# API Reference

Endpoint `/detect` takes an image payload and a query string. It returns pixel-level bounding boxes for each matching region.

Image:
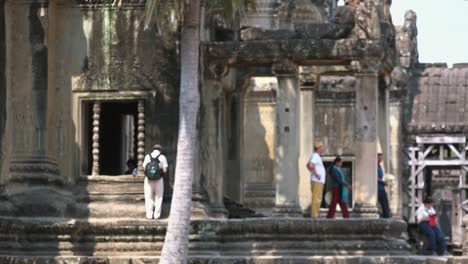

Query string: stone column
[298,75,316,211]
[378,83,390,169]
[200,78,228,217]
[91,102,100,176]
[137,100,145,176]
[2,0,73,217]
[272,60,301,216]
[353,71,379,218]
[191,61,230,218]
[389,91,404,219]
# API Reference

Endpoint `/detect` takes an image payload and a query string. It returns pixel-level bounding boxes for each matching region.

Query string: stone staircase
[74,175,170,219]
[1,175,459,262]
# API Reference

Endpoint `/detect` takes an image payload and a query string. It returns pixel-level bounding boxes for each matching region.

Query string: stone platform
[0,217,412,257]
[0,255,463,264]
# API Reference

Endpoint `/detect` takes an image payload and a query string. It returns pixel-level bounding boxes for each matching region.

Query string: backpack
[145,154,163,180]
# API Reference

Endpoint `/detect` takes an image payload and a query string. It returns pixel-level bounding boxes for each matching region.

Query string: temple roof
[408,63,468,134]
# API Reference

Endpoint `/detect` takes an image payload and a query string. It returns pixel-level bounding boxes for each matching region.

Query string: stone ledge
[0,255,462,264]
[0,217,412,257]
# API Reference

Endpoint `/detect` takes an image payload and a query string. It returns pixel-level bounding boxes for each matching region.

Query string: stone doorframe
[407,135,468,246]
[72,90,155,177]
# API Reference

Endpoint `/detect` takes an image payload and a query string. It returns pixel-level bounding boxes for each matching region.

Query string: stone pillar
[298,75,316,211]
[137,100,145,176]
[91,102,100,176]
[353,71,379,218]
[272,60,301,216]
[389,91,404,219]
[191,61,230,218]
[378,83,390,169]
[2,0,73,217]
[200,78,228,217]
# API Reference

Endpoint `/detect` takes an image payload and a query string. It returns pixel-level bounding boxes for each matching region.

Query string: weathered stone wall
[48,3,178,181]
[240,77,277,214]
[0,1,179,218]
[314,76,356,156]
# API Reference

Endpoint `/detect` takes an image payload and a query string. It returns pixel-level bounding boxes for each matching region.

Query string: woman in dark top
[326,156,351,218]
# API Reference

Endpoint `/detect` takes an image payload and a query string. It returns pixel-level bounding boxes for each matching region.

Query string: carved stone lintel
[272,59,297,76]
[352,59,381,74]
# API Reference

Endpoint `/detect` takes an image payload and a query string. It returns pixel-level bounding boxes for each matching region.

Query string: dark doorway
[86,101,138,175]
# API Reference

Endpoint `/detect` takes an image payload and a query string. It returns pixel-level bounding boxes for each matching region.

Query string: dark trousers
[419,221,447,253]
[378,189,391,218]
[326,187,349,218]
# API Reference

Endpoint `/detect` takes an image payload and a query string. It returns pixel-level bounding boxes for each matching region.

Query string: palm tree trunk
[0,0,5,176]
[159,0,200,262]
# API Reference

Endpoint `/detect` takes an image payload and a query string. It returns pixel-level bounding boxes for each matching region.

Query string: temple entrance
[84,101,138,175]
[408,135,468,249]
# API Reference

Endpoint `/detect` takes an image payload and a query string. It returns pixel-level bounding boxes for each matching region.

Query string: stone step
[0,217,414,257]
[77,175,145,195]
[0,255,461,264]
[75,193,145,203]
[74,201,171,219]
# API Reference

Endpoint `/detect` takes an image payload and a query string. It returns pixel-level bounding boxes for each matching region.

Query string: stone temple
[1,0,468,263]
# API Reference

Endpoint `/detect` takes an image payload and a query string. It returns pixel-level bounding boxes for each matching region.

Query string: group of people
[134,141,449,255]
[307,142,448,255]
[307,142,391,219]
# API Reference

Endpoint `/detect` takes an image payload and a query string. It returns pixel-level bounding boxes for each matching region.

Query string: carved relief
[355,0,380,40]
[74,10,177,91]
[277,0,325,30]
[396,10,418,69]
[391,10,418,88]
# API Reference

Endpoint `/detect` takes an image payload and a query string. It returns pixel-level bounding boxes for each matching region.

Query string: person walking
[142,144,168,220]
[326,156,351,218]
[377,153,391,218]
[307,142,326,218]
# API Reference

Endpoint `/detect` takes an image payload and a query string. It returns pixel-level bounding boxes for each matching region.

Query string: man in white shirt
[307,142,326,218]
[416,197,448,256]
[142,144,168,220]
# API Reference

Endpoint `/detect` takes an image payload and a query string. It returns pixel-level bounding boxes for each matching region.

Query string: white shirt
[309,152,326,184]
[143,150,168,169]
[416,204,436,224]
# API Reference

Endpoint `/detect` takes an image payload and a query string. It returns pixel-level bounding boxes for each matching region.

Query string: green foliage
[144,0,256,31]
